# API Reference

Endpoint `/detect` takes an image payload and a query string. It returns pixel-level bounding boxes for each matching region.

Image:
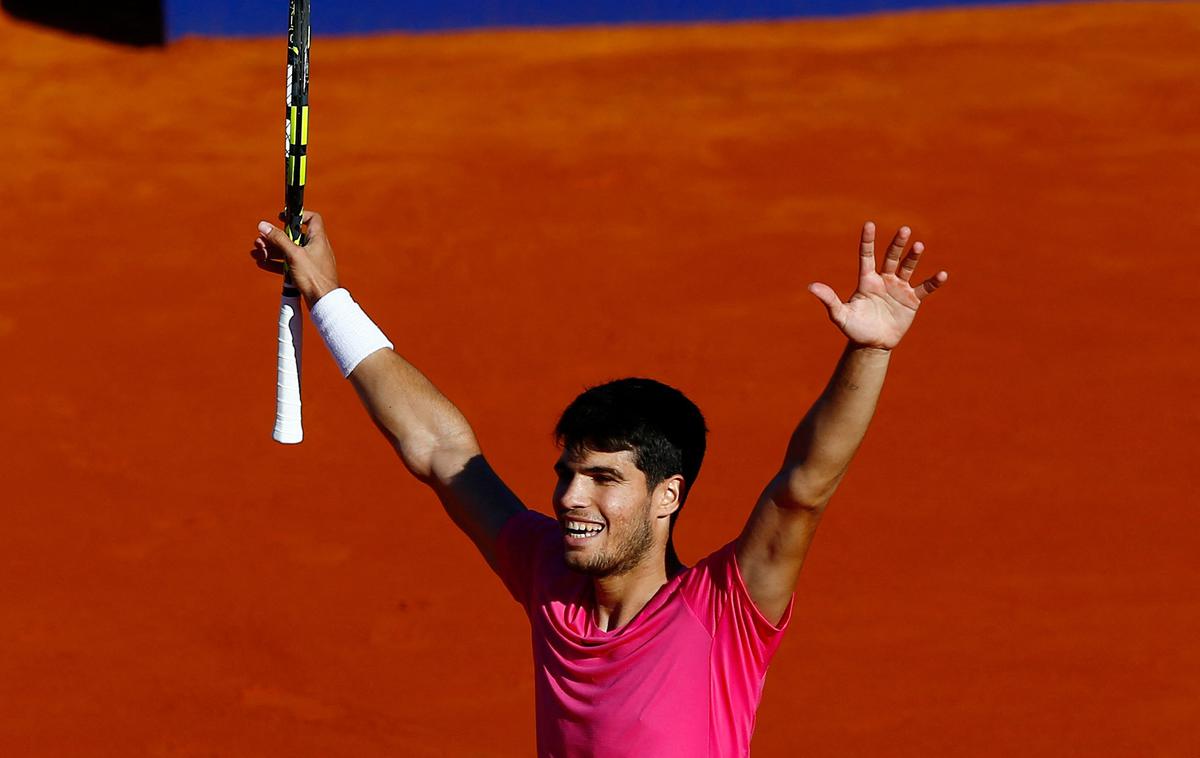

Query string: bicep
[429,452,527,571]
[735,472,826,625]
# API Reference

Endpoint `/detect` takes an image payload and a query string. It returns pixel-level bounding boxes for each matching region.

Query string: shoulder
[678,541,737,589]
[678,540,793,637]
[500,508,559,540]
[674,541,736,613]
[493,510,564,609]
[496,509,561,565]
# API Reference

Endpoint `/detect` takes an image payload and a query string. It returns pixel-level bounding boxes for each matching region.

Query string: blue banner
[165,0,1063,40]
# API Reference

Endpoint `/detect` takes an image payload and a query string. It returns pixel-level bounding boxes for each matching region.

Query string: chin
[561,520,656,577]
[563,548,651,578]
[563,551,608,576]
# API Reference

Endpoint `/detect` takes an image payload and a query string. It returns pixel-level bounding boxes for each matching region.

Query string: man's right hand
[251,210,340,308]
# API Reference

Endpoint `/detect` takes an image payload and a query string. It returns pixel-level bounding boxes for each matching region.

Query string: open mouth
[563,520,605,540]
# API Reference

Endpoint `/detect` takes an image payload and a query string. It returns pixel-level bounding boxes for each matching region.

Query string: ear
[654,475,685,519]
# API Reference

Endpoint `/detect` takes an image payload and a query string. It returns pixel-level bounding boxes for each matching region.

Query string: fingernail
[258,221,273,235]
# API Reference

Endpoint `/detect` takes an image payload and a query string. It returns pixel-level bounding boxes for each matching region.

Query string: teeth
[565,520,603,536]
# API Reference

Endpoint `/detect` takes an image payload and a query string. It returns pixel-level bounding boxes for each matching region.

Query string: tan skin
[553,448,684,630]
[252,214,947,627]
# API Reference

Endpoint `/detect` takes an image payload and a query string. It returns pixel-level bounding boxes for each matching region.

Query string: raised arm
[736,222,947,623]
[252,212,526,566]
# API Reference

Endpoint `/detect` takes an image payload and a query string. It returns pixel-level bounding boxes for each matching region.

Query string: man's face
[552,448,660,577]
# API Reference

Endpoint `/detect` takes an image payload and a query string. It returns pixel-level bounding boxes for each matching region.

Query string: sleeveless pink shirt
[495,510,793,757]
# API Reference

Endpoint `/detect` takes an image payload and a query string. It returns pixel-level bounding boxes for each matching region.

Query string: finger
[881,226,910,275]
[250,250,287,274]
[254,237,286,263]
[809,283,849,327]
[808,282,842,309]
[277,211,324,244]
[276,211,308,240]
[279,210,318,225]
[898,240,924,282]
[858,221,876,279]
[808,282,848,326]
[302,210,325,241]
[253,237,284,261]
[256,259,287,275]
[914,270,949,301]
[280,210,321,226]
[257,221,305,265]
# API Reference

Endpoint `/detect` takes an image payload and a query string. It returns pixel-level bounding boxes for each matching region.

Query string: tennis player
[251,212,947,756]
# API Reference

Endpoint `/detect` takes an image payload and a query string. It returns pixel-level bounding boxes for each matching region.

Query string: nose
[554,473,588,512]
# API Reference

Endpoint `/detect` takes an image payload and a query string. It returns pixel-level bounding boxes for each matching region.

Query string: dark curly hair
[555,378,708,525]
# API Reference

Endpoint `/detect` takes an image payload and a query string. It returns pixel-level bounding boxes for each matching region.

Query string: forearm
[348,349,480,483]
[253,219,488,492]
[310,288,478,483]
[779,342,891,508]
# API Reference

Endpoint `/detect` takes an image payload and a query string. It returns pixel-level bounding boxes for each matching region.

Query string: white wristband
[309,288,394,377]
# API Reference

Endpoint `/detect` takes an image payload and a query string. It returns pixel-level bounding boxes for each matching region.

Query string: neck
[591,541,684,632]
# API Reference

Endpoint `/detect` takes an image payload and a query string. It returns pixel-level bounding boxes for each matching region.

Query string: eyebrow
[581,465,625,481]
[554,462,626,481]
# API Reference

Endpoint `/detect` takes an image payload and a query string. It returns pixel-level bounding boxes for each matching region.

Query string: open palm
[809,222,948,350]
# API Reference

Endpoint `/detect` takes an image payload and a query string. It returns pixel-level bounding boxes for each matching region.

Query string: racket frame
[273,0,311,444]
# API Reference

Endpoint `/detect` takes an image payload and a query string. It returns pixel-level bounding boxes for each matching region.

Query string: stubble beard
[566,511,655,578]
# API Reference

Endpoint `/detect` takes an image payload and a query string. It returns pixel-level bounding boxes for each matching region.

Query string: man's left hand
[808,222,948,350]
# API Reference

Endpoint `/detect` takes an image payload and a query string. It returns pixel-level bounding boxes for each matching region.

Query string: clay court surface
[2,2,1198,754]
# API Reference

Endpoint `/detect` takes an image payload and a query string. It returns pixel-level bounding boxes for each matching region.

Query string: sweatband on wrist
[309,288,394,377]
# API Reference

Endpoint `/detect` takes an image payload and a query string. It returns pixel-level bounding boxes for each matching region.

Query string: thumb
[808,282,848,327]
[808,282,842,311]
[257,221,306,266]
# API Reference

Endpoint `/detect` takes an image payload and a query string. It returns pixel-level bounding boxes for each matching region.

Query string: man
[251,213,947,756]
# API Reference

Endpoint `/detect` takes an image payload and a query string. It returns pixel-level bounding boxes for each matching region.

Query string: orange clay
[1,3,1198,754]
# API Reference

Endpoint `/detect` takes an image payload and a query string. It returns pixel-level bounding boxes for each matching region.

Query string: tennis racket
[273,0,311,444]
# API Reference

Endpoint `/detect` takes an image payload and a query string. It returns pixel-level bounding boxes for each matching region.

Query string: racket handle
[273,288,304,444]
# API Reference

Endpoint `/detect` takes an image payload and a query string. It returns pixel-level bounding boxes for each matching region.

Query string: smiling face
[552,448,680,577]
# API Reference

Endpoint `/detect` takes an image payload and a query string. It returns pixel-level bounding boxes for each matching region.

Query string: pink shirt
[495,510,793,757]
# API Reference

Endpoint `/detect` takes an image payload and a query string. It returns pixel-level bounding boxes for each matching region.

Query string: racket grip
[273,290,304,444]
